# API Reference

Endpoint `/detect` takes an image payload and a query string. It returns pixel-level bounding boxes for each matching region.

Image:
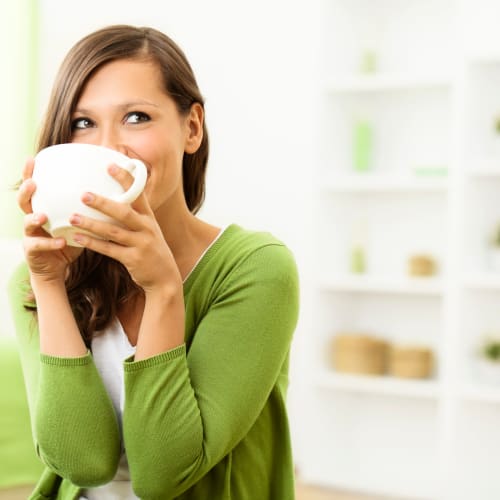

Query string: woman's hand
[18,158,83,284]
[68,165,182,294]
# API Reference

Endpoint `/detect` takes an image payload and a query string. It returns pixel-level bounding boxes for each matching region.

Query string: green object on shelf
[360,50,377,74]
[413,166,448,177]
[353,121,372,172]
[350,245,366,274]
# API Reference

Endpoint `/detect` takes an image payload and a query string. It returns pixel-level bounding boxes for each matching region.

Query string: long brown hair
[29,25,209,346]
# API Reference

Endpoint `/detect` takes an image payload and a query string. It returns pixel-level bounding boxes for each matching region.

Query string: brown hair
[30,25,209,345]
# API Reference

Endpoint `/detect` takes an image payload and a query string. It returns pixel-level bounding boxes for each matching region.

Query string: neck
[154,200,221,281]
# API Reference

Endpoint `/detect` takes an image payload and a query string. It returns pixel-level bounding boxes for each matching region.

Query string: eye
[125,111,151,124]
[71,117,94,130]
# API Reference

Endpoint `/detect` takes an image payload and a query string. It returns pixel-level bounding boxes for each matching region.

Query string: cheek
[133,135,181,166]
[144,142,184,194]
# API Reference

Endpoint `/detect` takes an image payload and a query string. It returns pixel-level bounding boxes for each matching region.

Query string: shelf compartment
[463,62,500,164]
[447,402,500,499]
[303,385,439,499]
[315,370,441,400]
[317,193,446,280]
[321,87,451,177]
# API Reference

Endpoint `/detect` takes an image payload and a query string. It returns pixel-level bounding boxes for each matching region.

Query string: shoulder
[185,224,299,299]
[196,224,300,307]
[212,224,298,281]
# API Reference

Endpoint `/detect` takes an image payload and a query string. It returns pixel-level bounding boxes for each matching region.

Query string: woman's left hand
[69,165,181,294]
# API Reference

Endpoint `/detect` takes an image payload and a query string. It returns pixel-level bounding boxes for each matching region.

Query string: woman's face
[70,58,202,215]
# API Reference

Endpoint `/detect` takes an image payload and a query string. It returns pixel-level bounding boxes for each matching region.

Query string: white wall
[6,0,319,466]
[36,0,319,261]
[38,2,315,226]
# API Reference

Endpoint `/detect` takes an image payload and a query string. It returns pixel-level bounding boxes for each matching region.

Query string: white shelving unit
[298,1,500,499]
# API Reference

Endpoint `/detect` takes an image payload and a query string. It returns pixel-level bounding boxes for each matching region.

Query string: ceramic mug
[31,143,147,247]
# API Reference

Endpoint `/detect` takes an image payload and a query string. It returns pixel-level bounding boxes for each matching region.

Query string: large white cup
[31,143,147,247]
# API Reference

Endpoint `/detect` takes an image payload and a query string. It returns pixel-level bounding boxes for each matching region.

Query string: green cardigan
[8,224,300,500]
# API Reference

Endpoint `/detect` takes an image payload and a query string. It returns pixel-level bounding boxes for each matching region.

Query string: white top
[80,318,138,500]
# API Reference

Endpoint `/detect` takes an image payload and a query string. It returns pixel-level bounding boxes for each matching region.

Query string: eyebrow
[73,100,160,115]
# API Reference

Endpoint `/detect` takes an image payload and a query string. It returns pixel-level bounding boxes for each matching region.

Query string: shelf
[465,166,500,179]
[461,383,500,404]
[466,53,500,66]
[321,174,449,193]
[463,273,500,291]
[324,73,452,93]
[319,275,444,296]
[315,370,441,400]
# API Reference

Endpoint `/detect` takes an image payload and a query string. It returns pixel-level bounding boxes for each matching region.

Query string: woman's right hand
[18,158,83,284]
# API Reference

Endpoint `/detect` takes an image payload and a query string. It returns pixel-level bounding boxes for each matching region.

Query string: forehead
[77,58,166,103]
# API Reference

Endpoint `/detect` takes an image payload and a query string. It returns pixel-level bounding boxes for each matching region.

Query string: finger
[69,214,136,247]
[24,235,66,254]
[24,213,50,237]
[71,231,126,262]
[108,164,151,215]
[22,157,35,181]
[80,192,145,231]
[17,178,37,214]
[108,164,134,190]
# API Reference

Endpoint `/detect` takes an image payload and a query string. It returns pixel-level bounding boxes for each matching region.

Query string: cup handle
[113,159,147,203]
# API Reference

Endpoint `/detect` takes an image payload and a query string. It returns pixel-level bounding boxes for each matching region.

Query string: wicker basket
[331,334,388,375]
[408,255,436,277]
[389,346,433,379]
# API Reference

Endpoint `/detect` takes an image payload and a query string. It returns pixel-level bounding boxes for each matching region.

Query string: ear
[184,103,204,154]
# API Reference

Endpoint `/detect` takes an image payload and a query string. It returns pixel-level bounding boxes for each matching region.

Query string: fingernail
[108,165,118,175]
[73,234,84,244]
[70,214,81,225]
[82,193,94,203]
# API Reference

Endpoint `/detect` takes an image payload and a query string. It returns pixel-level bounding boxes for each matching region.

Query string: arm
[31,276,87,357]
[12,159,121,486]
[123,244,299,498]
[10,161,186,486]
[9,268,121,487]
[66,167,186,360]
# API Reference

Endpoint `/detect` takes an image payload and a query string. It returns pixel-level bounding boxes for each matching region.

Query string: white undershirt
[80,319,138,500]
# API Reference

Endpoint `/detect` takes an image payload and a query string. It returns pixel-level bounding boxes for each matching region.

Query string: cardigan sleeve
[8,264,121,487]
[123,243,299,498]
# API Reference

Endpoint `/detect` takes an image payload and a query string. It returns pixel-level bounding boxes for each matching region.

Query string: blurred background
[3,1,500,499]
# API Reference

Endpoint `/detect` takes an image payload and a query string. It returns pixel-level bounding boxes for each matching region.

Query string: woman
[9,25,299,500]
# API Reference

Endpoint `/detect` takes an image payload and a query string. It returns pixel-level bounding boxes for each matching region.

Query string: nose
[98,127,129,156]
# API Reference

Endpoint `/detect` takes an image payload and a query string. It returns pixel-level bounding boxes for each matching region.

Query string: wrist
[136,282,185,361]
[30,273,66,294]
[144,280,183,304]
